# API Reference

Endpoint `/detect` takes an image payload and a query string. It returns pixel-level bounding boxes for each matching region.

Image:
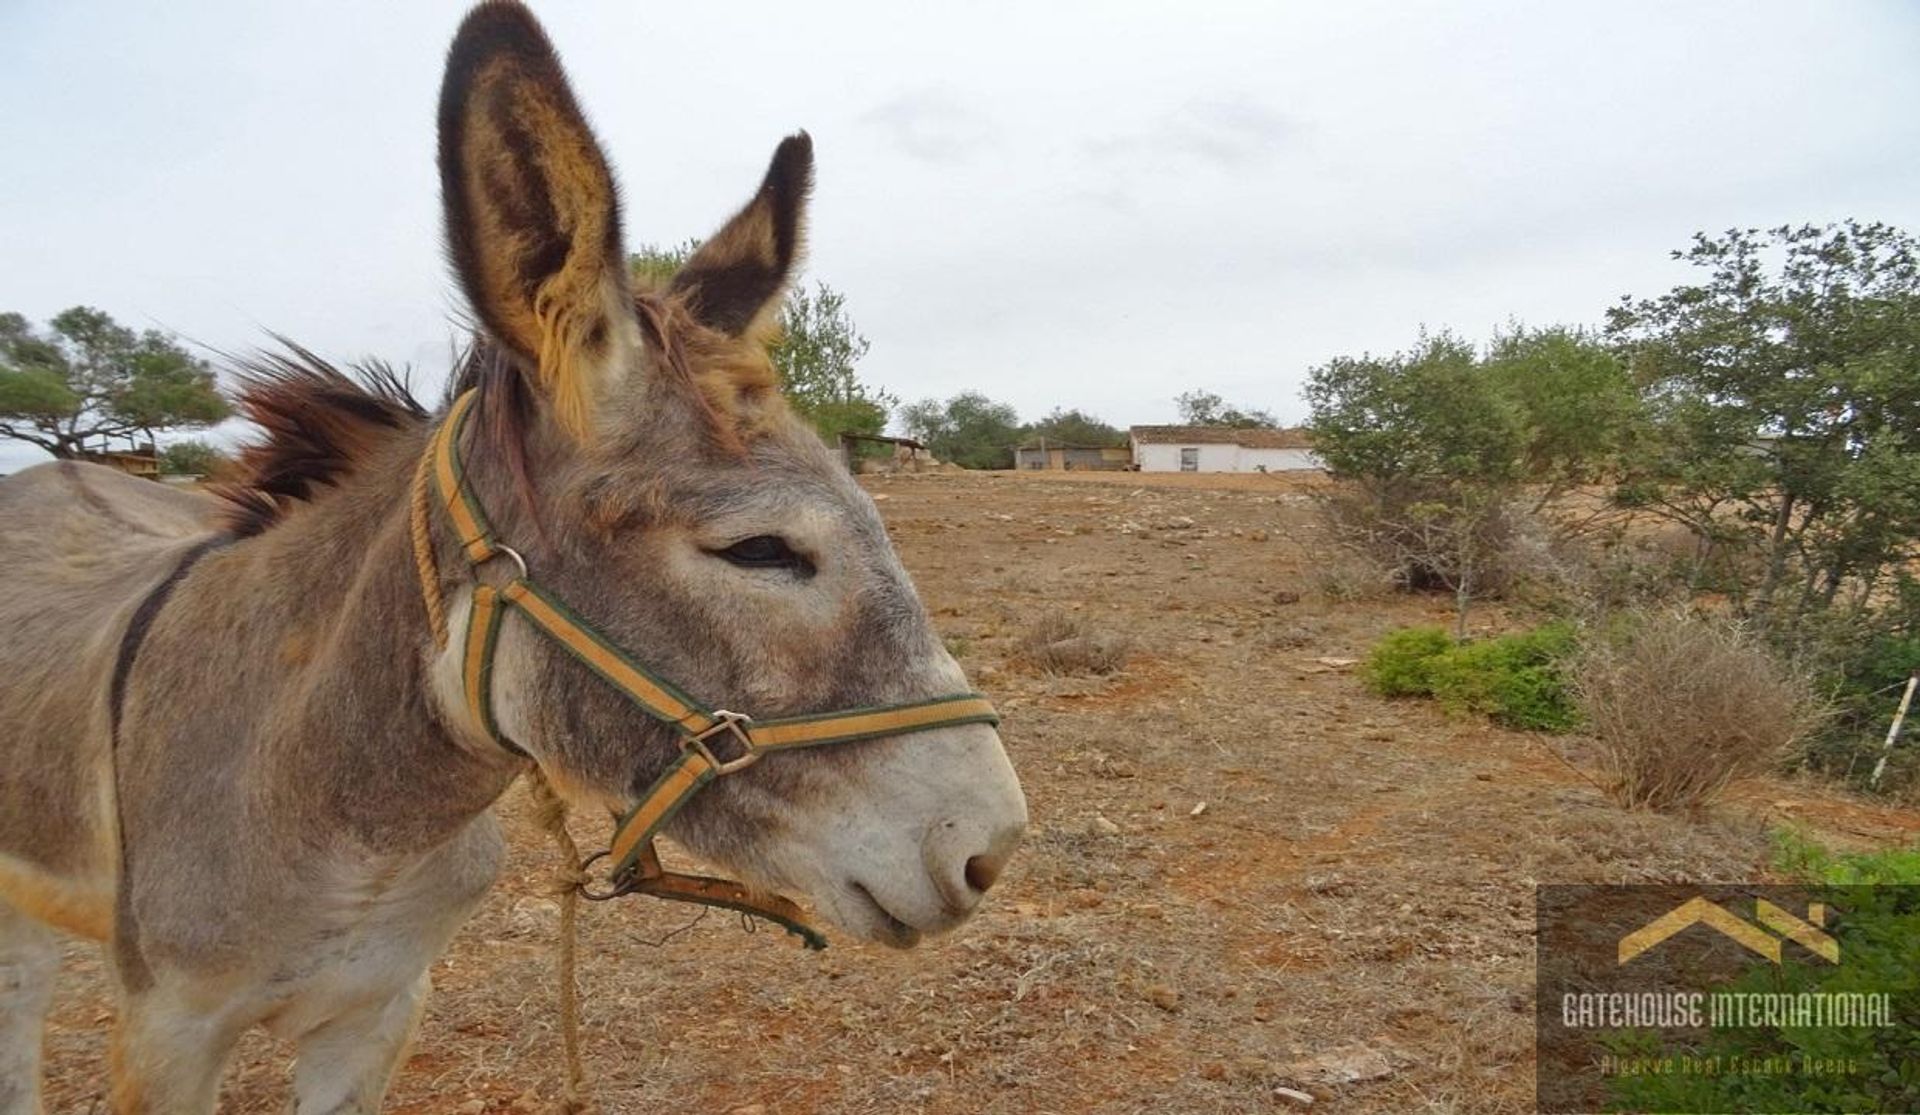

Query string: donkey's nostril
[964,852,1005,894]
[929,818,1024,915]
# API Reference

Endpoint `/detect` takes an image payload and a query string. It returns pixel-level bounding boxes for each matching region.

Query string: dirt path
[41,471,1918,1113]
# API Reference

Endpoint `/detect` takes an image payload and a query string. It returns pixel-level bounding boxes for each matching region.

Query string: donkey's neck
[190,427,523,856]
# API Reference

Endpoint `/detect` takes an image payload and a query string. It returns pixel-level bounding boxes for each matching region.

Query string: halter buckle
[683,709,759,775]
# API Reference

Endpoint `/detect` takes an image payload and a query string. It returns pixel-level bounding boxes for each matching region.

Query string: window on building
[1179,447,1199,472]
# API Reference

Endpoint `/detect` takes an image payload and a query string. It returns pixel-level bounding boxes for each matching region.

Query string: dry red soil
[41,470,1920,1113]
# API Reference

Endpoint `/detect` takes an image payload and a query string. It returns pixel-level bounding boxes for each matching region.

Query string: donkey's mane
[215,342,429,538]
[217,290,785,539]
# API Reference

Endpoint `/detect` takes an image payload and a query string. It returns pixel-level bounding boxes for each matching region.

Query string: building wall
[1133,441,1323,473]
[1015,446,1131,471]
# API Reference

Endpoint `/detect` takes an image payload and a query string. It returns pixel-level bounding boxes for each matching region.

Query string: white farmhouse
[1129,425,1322,473]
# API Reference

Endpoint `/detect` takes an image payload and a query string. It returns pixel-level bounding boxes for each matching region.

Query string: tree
[1307,331,1523,635]
[1483,324,1639,509]
[628,240,700,288]
[159,438,230,477]
[0,307,229,459]
[1175,389,1278,429]
[900,392,1022,470]
[1607,222,1920,627]
[1306,327,1635,634]
[770,282,894,442]
[1023,407,1122,447]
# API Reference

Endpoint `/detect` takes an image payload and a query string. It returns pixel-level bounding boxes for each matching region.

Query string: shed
[78,441,161,479]
[838,432,938,474]
[1012,441,1131,471]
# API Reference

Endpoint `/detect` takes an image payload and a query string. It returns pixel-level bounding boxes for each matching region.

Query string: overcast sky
[3,2,1918,472]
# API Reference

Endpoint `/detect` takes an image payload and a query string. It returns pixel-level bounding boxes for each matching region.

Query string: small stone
[1250,529,1271,543]
[1189,801,1208,817]
[1146,984,1181,1012]
[1284,1044,1394,1085]
[1090,814,1121,836]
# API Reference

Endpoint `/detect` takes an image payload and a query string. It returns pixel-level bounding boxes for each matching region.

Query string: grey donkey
[0,3,1025,1111]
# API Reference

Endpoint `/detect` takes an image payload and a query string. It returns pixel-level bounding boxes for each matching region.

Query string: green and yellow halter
[411,390,999,948]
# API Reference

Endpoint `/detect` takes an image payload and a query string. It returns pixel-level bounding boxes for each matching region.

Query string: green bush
[1362,625,1453,696]
[1774,827,1920,885]
[1363,622,1578,731]
[1427,622,1579,731]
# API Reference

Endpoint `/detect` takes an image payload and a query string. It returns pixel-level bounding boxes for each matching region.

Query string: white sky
[3,2,1918,472]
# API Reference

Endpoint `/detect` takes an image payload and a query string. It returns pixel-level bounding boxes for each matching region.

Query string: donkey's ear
[670,133,813,336]
[438,1,630,440]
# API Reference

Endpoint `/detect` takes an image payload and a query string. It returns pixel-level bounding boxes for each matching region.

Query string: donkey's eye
[714,535,813,575]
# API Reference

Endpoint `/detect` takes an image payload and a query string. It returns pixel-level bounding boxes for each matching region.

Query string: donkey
[0,3,1026,1111]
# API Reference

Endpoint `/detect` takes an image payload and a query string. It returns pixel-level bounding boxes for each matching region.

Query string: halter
[413,389,1000,948]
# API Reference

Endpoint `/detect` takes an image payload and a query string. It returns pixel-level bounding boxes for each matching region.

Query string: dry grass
[1572,609,1825,814]
[1011,612,1132,676]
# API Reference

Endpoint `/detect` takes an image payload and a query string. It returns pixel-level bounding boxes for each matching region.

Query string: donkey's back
[0,461,216,938]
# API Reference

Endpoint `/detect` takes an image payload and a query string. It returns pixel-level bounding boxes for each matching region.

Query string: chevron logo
[1618,897,1839,965]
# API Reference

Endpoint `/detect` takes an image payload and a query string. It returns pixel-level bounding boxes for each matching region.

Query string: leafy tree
[1023,407,1122,447]
[1607,222,1920,627]
[0,307,229,459]
[1483,325,1639,506]
[159,438,229,477]
[770,282,894,442]
[1306,328,1635,634]
[1307,330,1521,490]
[901,392,1022,470]
[1175,389,1278,429]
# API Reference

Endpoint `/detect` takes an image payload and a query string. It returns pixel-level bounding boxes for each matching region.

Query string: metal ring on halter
[482,543,530,581]
[574,850,636,901]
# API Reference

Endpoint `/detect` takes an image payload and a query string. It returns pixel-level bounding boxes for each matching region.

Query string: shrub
[1774,828,1920,885]
[1786,610,1920,794]
[1364,623,1578,730]
[159,437,231,477]
[1573,609,1823,814]
[1426,622,1579,731]
[1013,613,1131,676]
[1362,626,1453,696]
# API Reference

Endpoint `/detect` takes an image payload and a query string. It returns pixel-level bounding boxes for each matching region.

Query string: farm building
[1013,441,1132,471]
[78,443,161,479]
[1129,425,1321,473]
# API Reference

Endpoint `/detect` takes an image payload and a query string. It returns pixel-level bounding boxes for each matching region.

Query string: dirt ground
[41,470,1920,1113]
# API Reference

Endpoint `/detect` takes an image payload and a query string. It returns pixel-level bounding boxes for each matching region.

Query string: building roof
[839,432,926,451]
[1128,425,1314,449]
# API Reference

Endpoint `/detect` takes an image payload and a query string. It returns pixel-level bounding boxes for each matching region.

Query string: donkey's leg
[0,901,60,1115]
[108,987,248,1115]
[287,973,431,1115]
